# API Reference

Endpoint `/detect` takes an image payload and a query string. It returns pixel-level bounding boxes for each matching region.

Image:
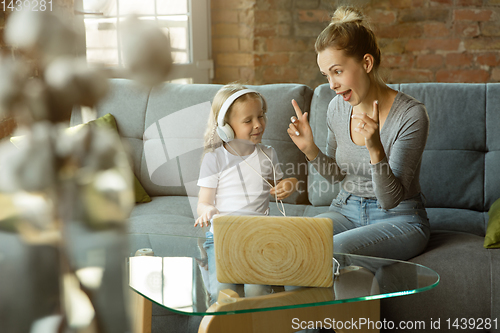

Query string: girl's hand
[270,177,298,200]
[351,100,386,164]
[195,187,217,227]
[194,206,219,228]
[288,100,319,160]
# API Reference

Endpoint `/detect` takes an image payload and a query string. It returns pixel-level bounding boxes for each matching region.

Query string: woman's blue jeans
[202,190,429,303]
[317,189,430,260]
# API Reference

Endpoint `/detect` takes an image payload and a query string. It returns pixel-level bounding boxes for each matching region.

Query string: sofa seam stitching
[484,84,487,214]
[483,83,490,213]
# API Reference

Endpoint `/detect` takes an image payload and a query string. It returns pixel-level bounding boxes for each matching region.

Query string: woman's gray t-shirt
[310,91,429,210]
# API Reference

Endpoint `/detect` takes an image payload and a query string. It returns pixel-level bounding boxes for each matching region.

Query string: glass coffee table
[128,234,439,333]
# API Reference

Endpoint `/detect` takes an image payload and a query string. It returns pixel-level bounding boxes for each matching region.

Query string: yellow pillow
[86,113,152,203]
[484,198,500,249]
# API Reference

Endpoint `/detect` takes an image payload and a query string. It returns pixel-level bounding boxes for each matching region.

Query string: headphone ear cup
[217,124,234,142]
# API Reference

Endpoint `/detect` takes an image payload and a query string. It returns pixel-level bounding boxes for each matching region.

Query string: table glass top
[128,234,439,316]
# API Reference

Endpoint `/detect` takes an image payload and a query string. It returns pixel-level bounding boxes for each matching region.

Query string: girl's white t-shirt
[197,144,283,233]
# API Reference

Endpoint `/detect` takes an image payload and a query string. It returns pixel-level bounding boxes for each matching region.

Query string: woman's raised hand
[288,99,319,160]
[351,100,386,164]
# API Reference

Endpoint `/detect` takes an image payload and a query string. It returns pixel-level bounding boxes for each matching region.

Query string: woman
[288,6,430,260]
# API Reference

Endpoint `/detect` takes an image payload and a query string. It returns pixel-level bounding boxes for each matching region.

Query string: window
[79,0,212,83]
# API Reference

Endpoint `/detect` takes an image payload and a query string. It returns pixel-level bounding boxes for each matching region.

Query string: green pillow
[484,198,500,249]
[86,113,152,204]
[86,112,119,131]
[9,113,152,204]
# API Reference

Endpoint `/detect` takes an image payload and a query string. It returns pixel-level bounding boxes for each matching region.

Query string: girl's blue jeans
[317,189,430,260]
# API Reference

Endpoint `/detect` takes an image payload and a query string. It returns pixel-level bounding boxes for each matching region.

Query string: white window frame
[76,0,213,84]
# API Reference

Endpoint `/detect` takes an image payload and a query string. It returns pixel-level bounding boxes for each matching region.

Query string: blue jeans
[204,232,272,304]
[317,189,430,261]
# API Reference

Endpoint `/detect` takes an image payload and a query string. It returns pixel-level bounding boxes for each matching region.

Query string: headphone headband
[217,89,260,127]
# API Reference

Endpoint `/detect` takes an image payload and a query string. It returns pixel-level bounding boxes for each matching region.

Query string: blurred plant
[4,10,79,68]
[121,15,173,86]
[0,6,173,333]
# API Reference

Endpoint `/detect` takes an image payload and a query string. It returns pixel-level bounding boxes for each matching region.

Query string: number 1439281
[2,0,52,11]
[446,318,498,330]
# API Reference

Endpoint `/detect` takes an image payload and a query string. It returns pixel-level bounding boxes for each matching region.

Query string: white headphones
[216,89,261,142]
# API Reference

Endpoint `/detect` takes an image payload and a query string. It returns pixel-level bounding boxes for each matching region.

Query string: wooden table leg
[130,290,152,333]
[198,299,380,333]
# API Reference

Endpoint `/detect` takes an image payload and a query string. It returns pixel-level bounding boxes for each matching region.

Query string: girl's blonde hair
[203,83,267,154]
[315,6,383,83]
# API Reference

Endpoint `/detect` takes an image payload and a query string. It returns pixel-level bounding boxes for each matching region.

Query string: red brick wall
[211,0,257,84]
[212,0,500,87]
[374,0,500,84]
[254,0,319,86]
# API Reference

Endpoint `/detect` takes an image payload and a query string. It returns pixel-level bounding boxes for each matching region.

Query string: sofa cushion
[254,84,313,205]
[72,79,314,205]
[268,202,309,217]
[426,208,487,236]
[130,196,200,235]
[486,84,500,210]
[398,83,487,211]
[382,230,499,326]
[271,205,488,237]
[420,150,484,210]
[141,84,214,199]
[84,113,152,203]
[139,82,313,204]
[308,84,340,206]
[131,195,196,220]
[131,198,327,237]
[70,79,152,203]
[398,83,486,152]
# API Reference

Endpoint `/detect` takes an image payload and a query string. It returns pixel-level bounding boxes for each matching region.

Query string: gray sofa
[2,79,498,332]
[78,79,499,332]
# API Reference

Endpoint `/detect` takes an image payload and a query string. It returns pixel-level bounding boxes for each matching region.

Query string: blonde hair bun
[315,5,383,83]
[330,6,364,25]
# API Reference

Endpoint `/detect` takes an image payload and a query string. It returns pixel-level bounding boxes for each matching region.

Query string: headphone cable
[225,142,286,217]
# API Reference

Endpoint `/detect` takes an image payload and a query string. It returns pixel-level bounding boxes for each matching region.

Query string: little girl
[194,83,298,303]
